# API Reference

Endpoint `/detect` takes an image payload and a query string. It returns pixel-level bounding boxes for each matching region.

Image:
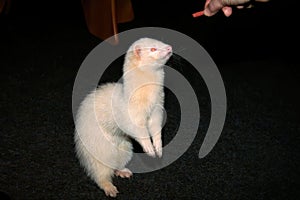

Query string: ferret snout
[166,46,172,53]
[164,46,172,58]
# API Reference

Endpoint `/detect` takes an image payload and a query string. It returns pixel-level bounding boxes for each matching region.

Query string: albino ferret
[74,38,172,197]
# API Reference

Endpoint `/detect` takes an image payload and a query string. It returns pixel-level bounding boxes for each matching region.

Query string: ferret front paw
[137,138,156,157]
[153,135,162,157]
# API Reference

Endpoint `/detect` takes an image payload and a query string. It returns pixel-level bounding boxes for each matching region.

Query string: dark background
[0,0,299,199]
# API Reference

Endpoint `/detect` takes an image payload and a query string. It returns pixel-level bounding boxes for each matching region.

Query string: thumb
[222,6,233,17]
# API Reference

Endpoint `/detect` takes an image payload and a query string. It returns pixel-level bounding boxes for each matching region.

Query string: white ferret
[74,38,172,197]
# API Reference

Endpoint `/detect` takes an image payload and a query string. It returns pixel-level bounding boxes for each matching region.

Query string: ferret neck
[122,63,164,98]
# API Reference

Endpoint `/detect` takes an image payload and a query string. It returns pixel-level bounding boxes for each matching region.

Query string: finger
[204,0,223,16]
[221,0,251,6]
[246,4,254,8]
[205,0,211,7]
[222,6,233,17]
[236,4,253,9]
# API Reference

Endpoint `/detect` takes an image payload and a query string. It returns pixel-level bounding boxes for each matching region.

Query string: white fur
[74,38,172,197]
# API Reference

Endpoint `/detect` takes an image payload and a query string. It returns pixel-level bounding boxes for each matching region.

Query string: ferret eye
[150,48,157,52]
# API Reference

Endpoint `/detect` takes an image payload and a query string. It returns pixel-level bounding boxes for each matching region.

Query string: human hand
[204,0,270,17]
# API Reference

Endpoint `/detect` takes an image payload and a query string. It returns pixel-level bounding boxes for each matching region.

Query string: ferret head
[124,38,173,71]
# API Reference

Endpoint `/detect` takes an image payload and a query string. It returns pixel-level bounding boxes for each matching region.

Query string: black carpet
[1,0,299,199]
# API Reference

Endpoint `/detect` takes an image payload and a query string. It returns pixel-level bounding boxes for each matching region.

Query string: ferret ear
[134,45,142,59]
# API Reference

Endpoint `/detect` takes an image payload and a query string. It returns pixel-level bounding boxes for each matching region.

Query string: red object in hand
[192,10,204,17]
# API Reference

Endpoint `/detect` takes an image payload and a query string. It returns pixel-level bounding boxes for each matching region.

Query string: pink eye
[150,48,157,52]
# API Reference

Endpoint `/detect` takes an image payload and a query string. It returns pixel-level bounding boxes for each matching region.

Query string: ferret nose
[166,46,172,52]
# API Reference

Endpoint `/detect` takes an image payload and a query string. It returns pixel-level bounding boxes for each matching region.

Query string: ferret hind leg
[115,136,133,178]
[115,168,133,178]
[92,162,119,198]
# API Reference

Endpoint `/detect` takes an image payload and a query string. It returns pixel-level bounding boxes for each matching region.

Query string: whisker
[168,54,185,72]
[173,47,186,54]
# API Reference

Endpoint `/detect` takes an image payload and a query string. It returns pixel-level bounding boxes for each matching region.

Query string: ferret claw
[103,184,119,198]
[137,138,156,157]
[155,146,162,158]
[115,168,133,178]
[153,136,163,157]
[143,144,156,157]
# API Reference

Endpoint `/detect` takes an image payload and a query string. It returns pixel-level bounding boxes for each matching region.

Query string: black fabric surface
[1,0,299,199]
